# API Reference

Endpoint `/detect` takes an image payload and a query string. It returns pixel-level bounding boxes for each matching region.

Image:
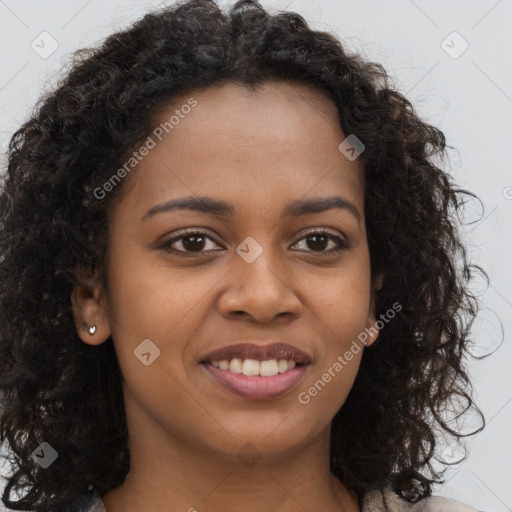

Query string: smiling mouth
[202,357,305,377]
[200,359,311,400]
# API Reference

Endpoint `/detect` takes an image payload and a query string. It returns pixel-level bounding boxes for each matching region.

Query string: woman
[0,0,487,511]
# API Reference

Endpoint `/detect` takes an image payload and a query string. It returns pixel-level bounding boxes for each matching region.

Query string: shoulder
[48,487,482,512]
[57,491,106,512]
[362,486,483,512]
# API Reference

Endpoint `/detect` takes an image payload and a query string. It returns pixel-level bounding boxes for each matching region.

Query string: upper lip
[200,342,312,364]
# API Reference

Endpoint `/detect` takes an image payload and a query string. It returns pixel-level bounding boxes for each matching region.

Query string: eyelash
[160,229,348,257]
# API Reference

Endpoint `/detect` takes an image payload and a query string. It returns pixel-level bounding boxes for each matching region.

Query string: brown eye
[180,234,207,252]
[161,231,222,256]
[160,229,348,258]
[292,230,348,256]
[304,234,329,251]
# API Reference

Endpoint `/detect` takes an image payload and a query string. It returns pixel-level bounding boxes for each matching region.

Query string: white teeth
[229,358,243,373]
[277,359,288,373]
[210,358,299,376]
[260,359,279,377]
[242,359,260,376]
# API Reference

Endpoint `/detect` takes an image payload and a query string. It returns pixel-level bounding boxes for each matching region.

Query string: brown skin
[71,81,379,512]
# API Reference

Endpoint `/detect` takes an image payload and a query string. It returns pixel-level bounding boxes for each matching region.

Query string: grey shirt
[61,486,482,511]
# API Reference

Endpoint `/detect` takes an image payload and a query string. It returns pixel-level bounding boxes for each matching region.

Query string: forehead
[152,81,345,159]
[112,81,365,219]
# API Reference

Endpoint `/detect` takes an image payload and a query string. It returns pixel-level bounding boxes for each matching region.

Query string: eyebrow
[142,195,361,222]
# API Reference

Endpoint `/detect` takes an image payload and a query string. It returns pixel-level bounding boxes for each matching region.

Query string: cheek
[105,243,207,339]
[296,255,371,413]
[307,257,372,344]
[104,252,207,419]
[298,283,368,419]
[104,246,226,387]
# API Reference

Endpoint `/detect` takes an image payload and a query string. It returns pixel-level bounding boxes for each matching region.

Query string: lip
[199,342,312,364]
[201,362,311,400]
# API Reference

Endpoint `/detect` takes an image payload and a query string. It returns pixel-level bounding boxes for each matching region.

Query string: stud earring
[88,325,97,335]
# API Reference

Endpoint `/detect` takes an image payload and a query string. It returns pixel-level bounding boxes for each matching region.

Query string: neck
[101,389,360,512]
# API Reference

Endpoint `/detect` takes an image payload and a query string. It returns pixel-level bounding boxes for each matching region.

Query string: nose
[217,247,302,324]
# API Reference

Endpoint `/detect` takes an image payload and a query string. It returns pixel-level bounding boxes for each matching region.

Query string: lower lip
[201,363,310,400]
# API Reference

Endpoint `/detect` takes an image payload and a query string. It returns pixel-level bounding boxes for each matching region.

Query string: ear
[70,270,111,346]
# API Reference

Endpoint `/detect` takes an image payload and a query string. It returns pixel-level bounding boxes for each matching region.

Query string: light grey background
[0,1,511,511]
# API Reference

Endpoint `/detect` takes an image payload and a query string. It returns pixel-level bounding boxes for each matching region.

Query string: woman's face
[79,81,377,462]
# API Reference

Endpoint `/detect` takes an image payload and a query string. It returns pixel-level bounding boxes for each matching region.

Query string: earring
[88,325,97,335]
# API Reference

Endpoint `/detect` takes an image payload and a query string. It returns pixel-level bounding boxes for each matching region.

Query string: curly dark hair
[0,0,487,510]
